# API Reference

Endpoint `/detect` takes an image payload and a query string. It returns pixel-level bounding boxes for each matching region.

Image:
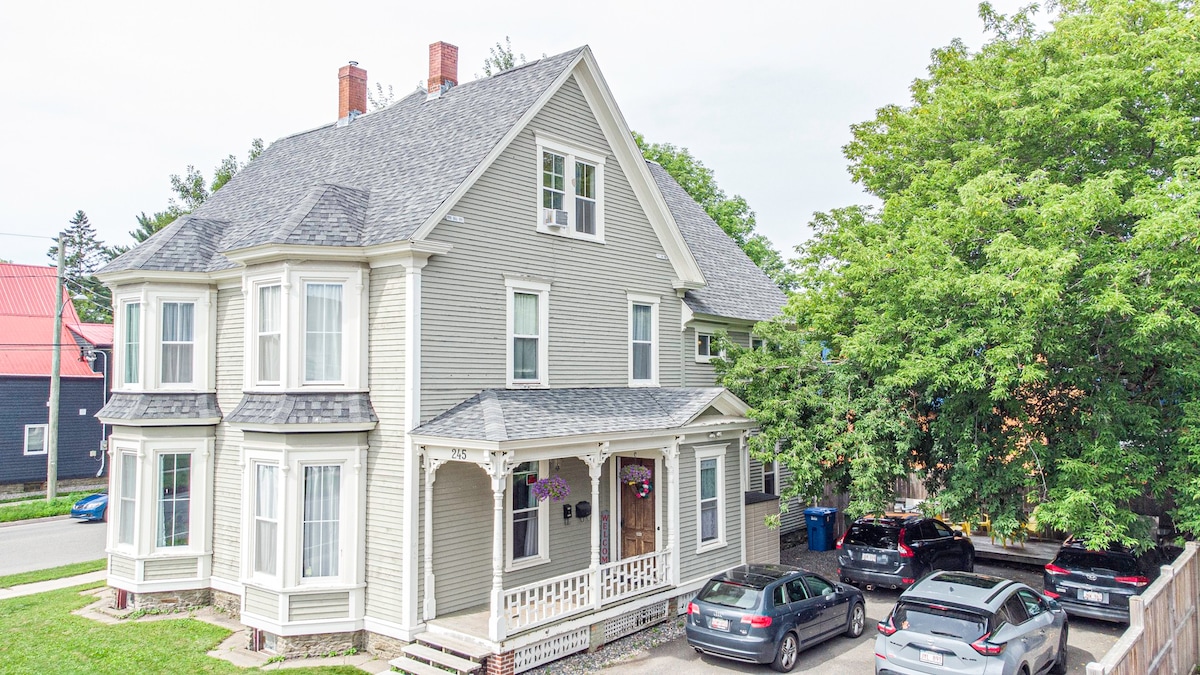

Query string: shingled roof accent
[412,387,731,443]
[226,392,377,426]
[226,182,370,251]
[97,393,221,422]
[647,162,787,322]
[100,48,586,275]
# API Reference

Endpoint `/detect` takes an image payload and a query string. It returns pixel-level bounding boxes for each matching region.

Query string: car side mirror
[1044,597,1061,611]
[953,528,965,537]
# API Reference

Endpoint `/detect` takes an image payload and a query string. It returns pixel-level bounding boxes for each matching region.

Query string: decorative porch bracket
[421,451,446,621]
[577,442,611,612]
[478,450,516,642]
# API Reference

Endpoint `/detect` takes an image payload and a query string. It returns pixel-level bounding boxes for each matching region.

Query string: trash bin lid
[803,506,838,516]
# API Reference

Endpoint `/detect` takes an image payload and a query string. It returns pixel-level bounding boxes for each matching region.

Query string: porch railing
[501,548,672,634]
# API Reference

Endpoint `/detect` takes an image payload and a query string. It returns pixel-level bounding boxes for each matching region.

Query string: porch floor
[428,604,491,640]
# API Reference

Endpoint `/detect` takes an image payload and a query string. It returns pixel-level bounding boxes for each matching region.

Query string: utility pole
[47,233,65,500]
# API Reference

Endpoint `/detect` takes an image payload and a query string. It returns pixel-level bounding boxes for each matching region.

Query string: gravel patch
[523,615,686,675]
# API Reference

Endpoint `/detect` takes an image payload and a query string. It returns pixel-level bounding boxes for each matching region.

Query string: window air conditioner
[543,208,569,228]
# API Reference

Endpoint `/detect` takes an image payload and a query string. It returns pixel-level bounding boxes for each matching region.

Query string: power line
[0,231,54,240]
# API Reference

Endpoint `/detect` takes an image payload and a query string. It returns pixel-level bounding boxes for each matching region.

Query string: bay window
[535,133,605,241]
[304,283,343,383]
[157,453,191,547]
[257,285,281,383]
[118,452,137,546]
[254,464,279,575]
[161,302,195,384]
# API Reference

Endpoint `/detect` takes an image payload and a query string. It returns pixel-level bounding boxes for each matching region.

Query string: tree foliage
[634,132,796,290]
[719,0,1200,549]
[47,210,112,323]
[482,36,526,77]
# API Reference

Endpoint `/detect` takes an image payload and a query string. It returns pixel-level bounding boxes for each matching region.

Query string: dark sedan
[686,564,866,672]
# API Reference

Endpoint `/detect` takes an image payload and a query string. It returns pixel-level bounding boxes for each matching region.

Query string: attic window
[535,133,605,243]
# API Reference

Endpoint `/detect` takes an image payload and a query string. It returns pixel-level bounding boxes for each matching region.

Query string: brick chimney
[338,61,367,123]
[427,42,459,96]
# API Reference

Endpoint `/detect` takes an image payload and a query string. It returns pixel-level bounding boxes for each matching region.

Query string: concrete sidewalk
[0,570,107,600]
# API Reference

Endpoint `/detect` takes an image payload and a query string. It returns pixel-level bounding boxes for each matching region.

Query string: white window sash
[695,446,728,552]
[534,133,605,241]
[123,302,141,385]
[304,283,343,383]
[23,425,47,455]
[160,302,195,384]
[506,459,549,570]
[302,465,341,578]
[118,452,137,546]
[254,463,279,576]
[156,453,191,548]
[257,285,282,384]
[505,278,550,388]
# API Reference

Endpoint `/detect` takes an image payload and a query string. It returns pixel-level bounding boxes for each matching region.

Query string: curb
[0,514,72,529]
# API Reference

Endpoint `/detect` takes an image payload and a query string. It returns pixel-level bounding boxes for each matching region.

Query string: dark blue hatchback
[686,564,866,672]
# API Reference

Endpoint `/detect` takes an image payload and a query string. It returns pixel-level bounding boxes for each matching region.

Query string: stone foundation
[273,630,363,659]
[122,588,211,612]
[364,630,408,660]
[211,589,241,621]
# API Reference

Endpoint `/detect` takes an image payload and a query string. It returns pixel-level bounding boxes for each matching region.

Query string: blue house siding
[0,376,107,485]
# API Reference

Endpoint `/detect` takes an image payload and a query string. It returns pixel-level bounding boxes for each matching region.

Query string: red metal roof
[0,262,100,378]
[69,323,114,348]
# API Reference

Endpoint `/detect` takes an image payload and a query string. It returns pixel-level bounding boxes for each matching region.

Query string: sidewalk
[0,570,107,600]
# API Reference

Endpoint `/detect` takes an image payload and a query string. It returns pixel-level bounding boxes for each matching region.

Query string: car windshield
[893,602,990,642]
[845,523,898,550]
[1054,550,1139,576]
[697,581,762,610]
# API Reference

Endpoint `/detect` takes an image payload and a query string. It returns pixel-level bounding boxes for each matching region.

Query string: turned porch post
[422,453,445,621]
[579,443,608,609]
[482,451,514,642]
[666,436,682,586]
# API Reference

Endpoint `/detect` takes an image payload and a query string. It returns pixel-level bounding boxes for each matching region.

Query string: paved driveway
[0,516,107,576]
[602,562,1124,675]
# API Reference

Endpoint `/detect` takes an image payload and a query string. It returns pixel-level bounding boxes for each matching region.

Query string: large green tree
[719,0,1200,549]
[47,210,112,322]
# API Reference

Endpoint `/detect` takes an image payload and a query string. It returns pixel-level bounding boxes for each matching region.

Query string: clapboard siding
[142,556,198,581]
[683,328,750,387]
[0,375,106,484]
[245,586,280,621]
[211,288,244,583]
[679,441,743,582]
[429,462,492,614]
[363,266,406,624]
[419,75,683,423]
[289,592,351,621]
[109,554,135,580]
[504,458,599,589]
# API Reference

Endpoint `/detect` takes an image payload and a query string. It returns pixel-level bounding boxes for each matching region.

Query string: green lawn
[0,584,365,675]
[0,492,92,523]
[0,559,107,588]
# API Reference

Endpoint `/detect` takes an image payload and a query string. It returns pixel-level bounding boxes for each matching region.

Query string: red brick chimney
[428,42,459,96]
[338,61,367,122]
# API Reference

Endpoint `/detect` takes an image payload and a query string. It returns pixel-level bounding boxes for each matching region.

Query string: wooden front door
[619,457,656,559]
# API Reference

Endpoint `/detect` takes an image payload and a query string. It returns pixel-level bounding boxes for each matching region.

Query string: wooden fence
[1086,541,1200,675]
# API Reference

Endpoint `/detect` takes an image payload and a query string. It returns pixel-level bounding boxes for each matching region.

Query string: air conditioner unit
[543,208,569,228]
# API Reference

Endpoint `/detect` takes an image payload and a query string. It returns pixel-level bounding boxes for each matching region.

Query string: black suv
[836,514,974,590]
[1043,539,1178,622]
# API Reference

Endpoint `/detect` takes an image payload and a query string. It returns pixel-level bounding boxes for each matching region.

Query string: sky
[0,0,1043,268]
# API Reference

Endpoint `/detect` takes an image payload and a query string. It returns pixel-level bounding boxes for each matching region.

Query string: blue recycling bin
[804,506,839,552]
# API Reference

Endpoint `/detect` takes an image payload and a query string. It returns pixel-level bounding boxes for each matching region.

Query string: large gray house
[97,42,785,674]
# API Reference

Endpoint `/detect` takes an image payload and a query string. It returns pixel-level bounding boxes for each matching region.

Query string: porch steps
[389,635,488,675]
[416,632,492,662]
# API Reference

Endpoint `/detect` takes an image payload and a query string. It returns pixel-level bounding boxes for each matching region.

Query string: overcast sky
[0,0,1040,267]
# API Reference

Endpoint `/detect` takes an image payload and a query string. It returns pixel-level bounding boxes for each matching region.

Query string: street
[0,516,108,576]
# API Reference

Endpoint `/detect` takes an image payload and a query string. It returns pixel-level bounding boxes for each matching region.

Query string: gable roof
[647,162,787,322]
[0,263,100,378]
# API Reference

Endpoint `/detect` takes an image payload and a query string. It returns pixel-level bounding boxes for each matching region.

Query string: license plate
[710,617,730,631]
[861,552,877,563]
[919,650,944,666]
[1081,590,1106,603]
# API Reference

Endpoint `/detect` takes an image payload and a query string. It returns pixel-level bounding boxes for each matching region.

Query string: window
[257,285,281,383]
[302,465,341,578]
[785,578,808,602]
[123,302,140,385]
[23,425,47,455]
[696,333,724,363]
[161,302,195,384]
[803,573,834,596]
[511,462,540,562]
[118,452,137,546]
[1002,593,1031,625]
[535,134,605,241]
[751,336,766,351]
[763,460,777,495]
[304,283,343,383]
[696,445,727,551]
[628,294,659,385]
[506,277,550,387]
[157,453,191,547]
[254,464,279,575]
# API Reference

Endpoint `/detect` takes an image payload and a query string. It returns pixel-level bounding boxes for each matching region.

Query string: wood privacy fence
[1086,541,1200,675]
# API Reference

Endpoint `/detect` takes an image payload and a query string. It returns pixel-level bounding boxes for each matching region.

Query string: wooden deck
[970,533,1062,566]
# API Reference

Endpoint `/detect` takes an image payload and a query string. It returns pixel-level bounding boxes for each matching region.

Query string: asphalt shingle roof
[226,392,377,426]
[412,387,729,442]
[97,393,221,422]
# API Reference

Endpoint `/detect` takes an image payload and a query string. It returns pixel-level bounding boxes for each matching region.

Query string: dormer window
[535,132,605,242]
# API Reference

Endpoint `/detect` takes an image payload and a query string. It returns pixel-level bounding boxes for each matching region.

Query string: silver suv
[875,571,1068,675]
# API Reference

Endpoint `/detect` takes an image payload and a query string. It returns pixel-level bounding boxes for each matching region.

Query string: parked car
[837,514,975,590]
[875,571,1068,675]
[69,492,107,522]
[1043,538,1178,623]
[686,564,866,672]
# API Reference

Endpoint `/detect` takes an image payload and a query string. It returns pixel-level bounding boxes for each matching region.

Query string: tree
[481,37,526,77]
[635,132,796,290]
[718,0,1200,549]
[47,211,112,323]
[368,82,396,111]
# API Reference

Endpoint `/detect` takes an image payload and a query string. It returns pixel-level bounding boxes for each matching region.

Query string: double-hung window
[506,277,550,387]
[23,425,47,455]
[118,452,137,546]
[696,446,727,551]
[161,302,195,384]
[123,302,141,385]
[157,453,191,547]
[536,134,605,241]
[257,285,281,384]
[254,464,279,575]
[508,461,548,568]
[628,293,659,386]
[763,460,777,495]
[304,283,343,383]
[302,465,341,578]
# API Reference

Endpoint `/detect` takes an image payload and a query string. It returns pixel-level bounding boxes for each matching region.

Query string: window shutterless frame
[122,301,141,386]
[23,424,47,455]
[256,284,282,384]
[505,459,550,570]
[504,276,551,388]
[627,293,660,386]
[695,444,728,553]
[533,131,606,242]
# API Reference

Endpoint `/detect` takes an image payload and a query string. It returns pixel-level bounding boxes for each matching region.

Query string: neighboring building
[0,262,110,492]
[96,43,785,673]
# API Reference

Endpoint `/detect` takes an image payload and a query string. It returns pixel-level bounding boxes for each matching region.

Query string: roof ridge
[479,389,509,441]
[277,183,333,242]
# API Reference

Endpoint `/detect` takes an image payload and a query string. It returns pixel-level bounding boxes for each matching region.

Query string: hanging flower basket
[620,464,653,499]
[530,475,571,502]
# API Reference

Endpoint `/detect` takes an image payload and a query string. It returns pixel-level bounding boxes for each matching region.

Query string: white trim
[22,424,47,455]
[210,574,244,595]
[608,454,664,561]
[505,459,550,571]
[627,293,660,387]
[694,444,728,554]
[110,284,214,393]
[505,277,551,388]
[534,133,606,243]
[695,332,724,363]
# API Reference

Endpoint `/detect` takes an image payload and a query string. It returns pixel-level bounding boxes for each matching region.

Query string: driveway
[602,561,1124,675]
[0,516,107,576]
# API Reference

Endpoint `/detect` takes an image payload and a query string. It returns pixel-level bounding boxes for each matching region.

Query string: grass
[0,559,107,589]
[0,585,365,675]
[0,492,93,523]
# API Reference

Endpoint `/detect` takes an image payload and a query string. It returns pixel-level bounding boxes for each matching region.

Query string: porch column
[665,436,682,586]
[578,442,608,610]
[482,451,515,643]
[422,453,445,621]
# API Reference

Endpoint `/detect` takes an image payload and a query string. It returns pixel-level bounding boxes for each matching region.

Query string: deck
[969,533,1061,566]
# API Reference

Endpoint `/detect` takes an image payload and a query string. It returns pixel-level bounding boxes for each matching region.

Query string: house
[95,43,786,673]
[0,262,110,493]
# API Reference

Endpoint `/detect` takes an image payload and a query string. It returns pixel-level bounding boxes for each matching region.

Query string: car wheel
[1050,625,1068,674]
[770,632,799,673]
[845,603,866,638]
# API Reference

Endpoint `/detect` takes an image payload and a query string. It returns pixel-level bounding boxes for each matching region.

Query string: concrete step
[402,643,481,673]
[388,656,450,675]
[415,632,491,662]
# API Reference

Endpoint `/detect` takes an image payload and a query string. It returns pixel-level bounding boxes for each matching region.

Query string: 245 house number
[450,449,468,460]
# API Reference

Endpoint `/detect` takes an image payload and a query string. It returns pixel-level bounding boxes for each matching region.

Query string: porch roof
[413,387,746,443]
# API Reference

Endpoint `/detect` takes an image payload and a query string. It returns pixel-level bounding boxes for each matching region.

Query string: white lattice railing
[600,549,671,605]
[503,568,593,633]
